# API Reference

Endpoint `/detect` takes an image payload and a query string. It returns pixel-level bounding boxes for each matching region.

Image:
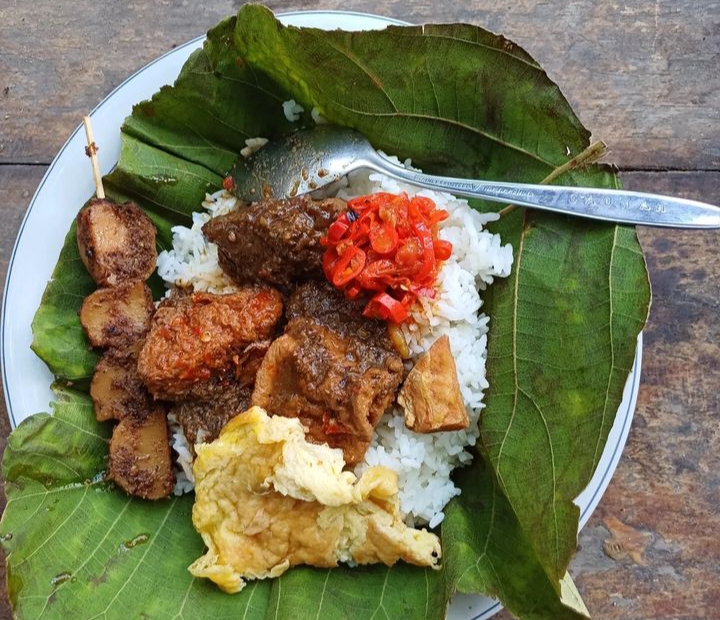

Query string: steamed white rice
[282,99,305,122]
[158,155,513,525]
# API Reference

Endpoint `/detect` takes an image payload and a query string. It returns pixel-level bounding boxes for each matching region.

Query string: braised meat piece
[202,196,345,287]
[171,383,252,447]
[252,282,403,465]
[138,288,283,401]
[80,281,155,349]
[108,404,175,500]
[285,280,392,343]
[76,198,157,287]
[90,344,153,422]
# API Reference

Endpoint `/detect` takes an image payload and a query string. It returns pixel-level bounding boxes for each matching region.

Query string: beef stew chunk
[285,280,392,343]
[252,282,403,465]
[138,288,282,401]
[202,196,345,287]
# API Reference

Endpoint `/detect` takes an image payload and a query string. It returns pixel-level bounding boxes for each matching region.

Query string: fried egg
[189,406,441,593]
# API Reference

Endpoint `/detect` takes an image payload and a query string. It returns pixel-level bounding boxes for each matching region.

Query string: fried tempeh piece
[90,346,152,422]
[80,281,154,348]
[108,406,175,500]
[398,335,469,433]
[76,198,157,287]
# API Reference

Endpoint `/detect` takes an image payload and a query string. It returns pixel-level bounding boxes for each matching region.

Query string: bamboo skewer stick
[83,115,105,199]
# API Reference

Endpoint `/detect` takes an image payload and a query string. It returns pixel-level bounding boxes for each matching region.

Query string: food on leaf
[189,406,441,593]
[76,198,157,287]
[108,405,175,500]
[203,195,346,287]
[398,335,469,433]
[90,344,152,421]
[252,281,403,465]
[137,288,282,401]
[321,192,452,323]
[6,6,654,620]
[79,280,154,348]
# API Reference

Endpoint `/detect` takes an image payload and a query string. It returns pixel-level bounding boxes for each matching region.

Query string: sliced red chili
[363,292,409,324]
[326,215,350,243]
[429,209,449,225]
[344,282,364,300]
[320,192,453,324]
[331,246,366,287]
[433,239,453,261]
[413,220,436,281]
[395,238,423,267]
[369,222,399,254]
[322,249,340,281]
[357,259,403,290]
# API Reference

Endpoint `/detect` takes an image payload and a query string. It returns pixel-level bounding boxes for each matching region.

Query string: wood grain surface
[1,2,718,619]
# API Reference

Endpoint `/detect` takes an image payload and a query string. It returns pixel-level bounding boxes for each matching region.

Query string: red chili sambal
[321,192,452,324]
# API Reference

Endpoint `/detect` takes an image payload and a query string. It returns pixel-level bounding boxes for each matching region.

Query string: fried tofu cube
[76,198,157,287]
[108,406,175,500]
[90,347,152,422]
[79,281,154,349]
[398,335,469,433]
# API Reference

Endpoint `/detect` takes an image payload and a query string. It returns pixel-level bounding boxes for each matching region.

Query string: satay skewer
[76,117,157,287]
[83,115,105,199]
[76,116,173,500]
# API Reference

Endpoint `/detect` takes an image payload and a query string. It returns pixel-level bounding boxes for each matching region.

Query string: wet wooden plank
[1,0,719,616]
[1,1,718,169]
[0,166,47,280]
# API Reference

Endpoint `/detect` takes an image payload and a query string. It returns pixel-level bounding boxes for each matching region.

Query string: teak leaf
[443,457,590,620]
[1,387,273,620]
[30,223,98,381]
[481,204,649,582]
[233,5,593,185]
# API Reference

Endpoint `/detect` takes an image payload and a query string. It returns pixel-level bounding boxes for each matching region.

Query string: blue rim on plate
[0,10,642,620]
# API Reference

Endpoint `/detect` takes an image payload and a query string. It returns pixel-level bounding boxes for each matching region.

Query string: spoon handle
[374,160,720,229]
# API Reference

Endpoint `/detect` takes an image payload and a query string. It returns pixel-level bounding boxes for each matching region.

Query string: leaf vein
[16,486,90,566]
[88,497,180,619]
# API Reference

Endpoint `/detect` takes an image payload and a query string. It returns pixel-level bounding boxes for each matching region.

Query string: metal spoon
[230,126,720,228]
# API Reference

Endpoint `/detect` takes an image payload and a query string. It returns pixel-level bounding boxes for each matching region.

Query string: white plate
[0,10,641,620]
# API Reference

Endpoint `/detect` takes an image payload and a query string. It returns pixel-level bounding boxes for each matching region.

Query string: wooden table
[1,2,718,618]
